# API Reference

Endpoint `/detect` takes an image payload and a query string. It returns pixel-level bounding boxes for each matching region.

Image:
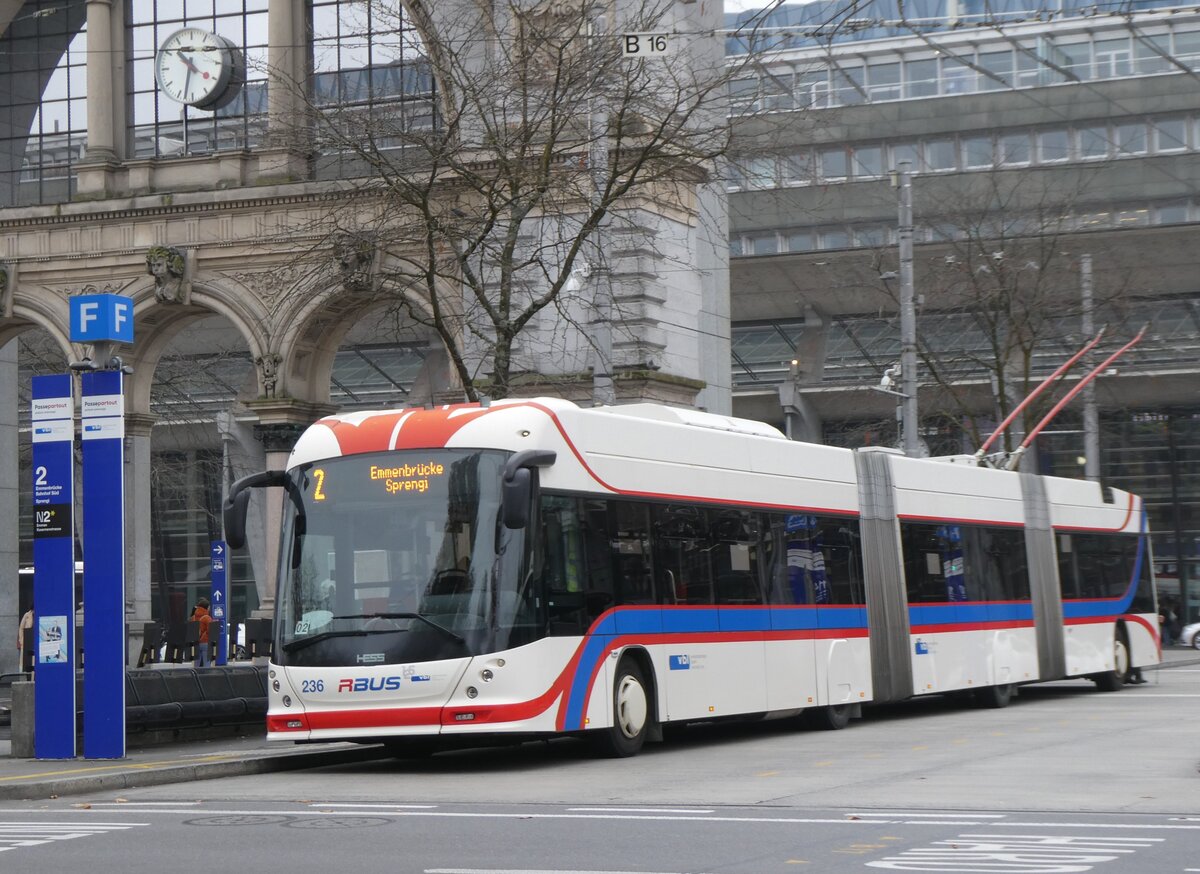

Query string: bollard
[10,682,34,758]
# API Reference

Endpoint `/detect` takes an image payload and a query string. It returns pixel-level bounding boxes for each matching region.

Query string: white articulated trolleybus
[223,399,1158,757]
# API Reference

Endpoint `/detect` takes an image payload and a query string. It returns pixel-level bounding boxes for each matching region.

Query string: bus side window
[539,496,616,635]
[611,502,655,605]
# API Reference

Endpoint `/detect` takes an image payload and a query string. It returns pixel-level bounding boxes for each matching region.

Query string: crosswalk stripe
[0,821,147,853]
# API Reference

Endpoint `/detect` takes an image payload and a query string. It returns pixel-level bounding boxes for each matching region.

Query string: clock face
[155,28,237,109]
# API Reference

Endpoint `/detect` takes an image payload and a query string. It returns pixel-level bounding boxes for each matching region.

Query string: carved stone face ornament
[146,245,187,304]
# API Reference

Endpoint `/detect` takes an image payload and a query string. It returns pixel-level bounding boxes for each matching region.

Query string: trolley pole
[1080,254,1100,481]
[896,161,919,457]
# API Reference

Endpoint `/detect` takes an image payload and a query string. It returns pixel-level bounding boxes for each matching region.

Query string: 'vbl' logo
[668,655,691,671]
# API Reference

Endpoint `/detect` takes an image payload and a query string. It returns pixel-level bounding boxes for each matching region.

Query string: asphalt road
[0,666,1197,872]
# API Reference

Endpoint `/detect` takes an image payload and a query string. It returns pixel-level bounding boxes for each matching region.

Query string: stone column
[260,0,309,180]
[251,421,306,615]
[0,338,18,673]
[77,0,126,197]
[124,412,155,666]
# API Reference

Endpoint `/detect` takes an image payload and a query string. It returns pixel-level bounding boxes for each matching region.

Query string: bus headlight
[466,686,479,699]
[480,669,493,683]
[282,695,292,707]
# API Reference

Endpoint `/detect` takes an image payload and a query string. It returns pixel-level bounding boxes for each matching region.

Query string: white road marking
[426,870,707,874]
[85,802,201,807]
[866,834,1163,872]
[309,802,438,809]
[567,808,715,814]
[0,821,147,853]
[848,812,1005,818]
[1,808,1198,830]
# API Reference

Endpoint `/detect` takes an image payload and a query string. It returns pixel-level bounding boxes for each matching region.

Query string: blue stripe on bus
[908,602,1035,625]
[561,605,870,730]
[1060,517,1148,620]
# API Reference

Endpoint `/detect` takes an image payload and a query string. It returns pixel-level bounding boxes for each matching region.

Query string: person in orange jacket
[192,598,213,667]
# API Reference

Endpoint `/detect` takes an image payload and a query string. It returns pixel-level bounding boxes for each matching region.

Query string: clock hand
[176,50,202,75]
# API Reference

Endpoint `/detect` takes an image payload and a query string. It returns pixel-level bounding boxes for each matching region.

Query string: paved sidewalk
[0,648,1195,802]
[0,735,391,801]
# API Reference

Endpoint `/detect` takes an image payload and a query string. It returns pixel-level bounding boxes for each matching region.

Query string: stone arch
[0,295,76,363]
[272,267,454,407]
[124,277,269,418]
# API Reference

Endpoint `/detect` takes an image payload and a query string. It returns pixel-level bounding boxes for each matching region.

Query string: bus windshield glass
[276,449,536,667]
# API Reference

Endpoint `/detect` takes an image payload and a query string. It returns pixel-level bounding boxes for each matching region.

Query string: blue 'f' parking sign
[69,294,134,344]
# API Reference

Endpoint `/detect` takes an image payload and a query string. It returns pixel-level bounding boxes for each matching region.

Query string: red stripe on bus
[909,620,1034,634]
[1052,493,1137,533]
[897,513,1024,528]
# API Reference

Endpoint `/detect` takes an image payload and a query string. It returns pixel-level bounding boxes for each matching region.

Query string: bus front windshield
[276,449,538,667]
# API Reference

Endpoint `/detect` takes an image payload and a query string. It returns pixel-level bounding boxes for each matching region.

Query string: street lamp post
[895,161,919,456]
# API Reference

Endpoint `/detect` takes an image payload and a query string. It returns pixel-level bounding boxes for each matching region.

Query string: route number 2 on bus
[622,32,672,57]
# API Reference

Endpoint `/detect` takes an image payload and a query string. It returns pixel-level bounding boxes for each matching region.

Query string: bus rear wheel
[813,703,852,730]
[592,660,651,758]
[974,683,1013,709]
[1092,630,1130,692]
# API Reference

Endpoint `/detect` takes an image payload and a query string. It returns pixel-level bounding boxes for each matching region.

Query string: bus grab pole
[975,328,1106,462]
[1004,325,1147,471]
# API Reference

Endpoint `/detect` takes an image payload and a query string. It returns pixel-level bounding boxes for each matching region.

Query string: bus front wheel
[1092,630,1130,692]
[592,660,651,757]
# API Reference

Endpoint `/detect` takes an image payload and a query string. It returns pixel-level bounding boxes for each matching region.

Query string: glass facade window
[999,133,1031,165]
[978,50,1013,90]
[834,65,865,105]
[867,62,901,101]
[1093,38,1132,78]
[1116,123,1147,155]
[786,230,814,251]
[310,0,434,158]
[1135,35,1171,75]
[796,69,831,108]
[926,139,956,171]
[784,150,813,184]
[941,58,975,94]
[1039,129,1070,162]
[0,2,88,206]
[1156,202,1189,224]
[963,136,993,168]
[744,155,777,188]
[854,226,885,247]
[1079,126,1110,159]
[852,145,883,178]
[128,0,270,159]
[748,233,778,255]
[890,142,920,170]
[1174,29,1200,65]
[819,147,848,180]
[820,228,850,249]
[1155,117,1187,152]
[905,58,939,98]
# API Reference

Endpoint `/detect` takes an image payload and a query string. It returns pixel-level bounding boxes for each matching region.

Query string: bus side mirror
[501,450,557,530]
[223,470,287,549]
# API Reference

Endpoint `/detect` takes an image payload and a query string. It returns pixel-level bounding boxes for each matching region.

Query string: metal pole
[897,161,919,456]
[1080,254,1100,481]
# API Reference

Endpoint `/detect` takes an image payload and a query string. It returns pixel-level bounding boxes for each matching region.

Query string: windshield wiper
[304,614,463,648]
[281,627,378,653]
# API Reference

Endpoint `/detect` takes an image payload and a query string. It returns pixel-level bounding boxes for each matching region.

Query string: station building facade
[0,0,729,670]
[725,0,1200,620]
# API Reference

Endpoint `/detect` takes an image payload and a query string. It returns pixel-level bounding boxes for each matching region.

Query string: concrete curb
[0,743,393,801]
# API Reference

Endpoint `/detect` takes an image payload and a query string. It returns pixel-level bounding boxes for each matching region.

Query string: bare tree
[277,0,742,401]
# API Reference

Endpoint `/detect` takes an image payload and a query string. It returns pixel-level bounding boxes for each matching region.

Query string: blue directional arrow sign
[211,541,228,665]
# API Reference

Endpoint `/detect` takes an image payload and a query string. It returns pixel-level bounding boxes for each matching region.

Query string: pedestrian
[1160,602,1176,647]
[16,602,33,672]
[192,598,212,667]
